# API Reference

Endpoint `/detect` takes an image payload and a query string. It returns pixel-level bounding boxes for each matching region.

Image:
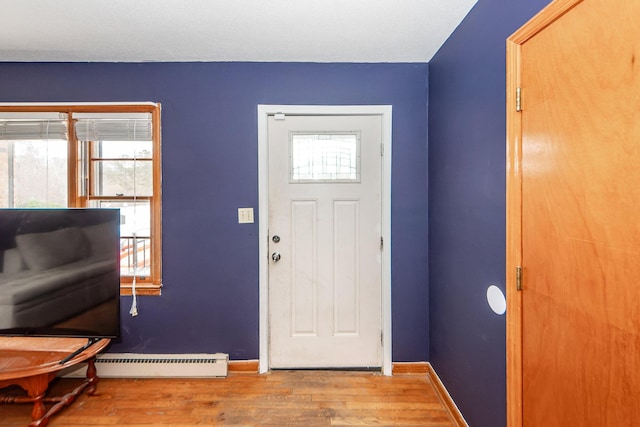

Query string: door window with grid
[290,132,360,182]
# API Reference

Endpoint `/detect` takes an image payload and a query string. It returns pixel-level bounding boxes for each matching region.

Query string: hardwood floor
[0,370,457,426]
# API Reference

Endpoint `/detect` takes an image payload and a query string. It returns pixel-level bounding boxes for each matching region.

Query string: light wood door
[267,114,383,369]
[507,0,640,425]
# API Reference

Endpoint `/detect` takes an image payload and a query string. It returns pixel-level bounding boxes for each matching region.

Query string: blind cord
[45,121,50,205]
[129,121,139,317]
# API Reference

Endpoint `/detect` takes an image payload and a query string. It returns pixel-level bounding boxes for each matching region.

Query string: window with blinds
[0,113,69,207]
[0,105,162,295]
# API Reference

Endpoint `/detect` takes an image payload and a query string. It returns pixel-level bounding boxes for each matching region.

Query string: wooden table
[0,337,110,427]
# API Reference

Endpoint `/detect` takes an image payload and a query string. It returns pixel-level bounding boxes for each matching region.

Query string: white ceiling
[0,0,477,63]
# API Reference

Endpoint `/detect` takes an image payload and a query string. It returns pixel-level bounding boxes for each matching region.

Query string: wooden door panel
[511,0,640,424]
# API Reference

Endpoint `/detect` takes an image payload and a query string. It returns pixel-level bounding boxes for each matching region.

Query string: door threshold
[270,367,382,372]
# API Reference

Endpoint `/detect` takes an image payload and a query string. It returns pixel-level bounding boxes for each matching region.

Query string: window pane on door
[290,133,360,182]
[0,140,67,208]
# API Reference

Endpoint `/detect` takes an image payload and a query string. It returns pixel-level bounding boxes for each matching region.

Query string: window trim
[0,103,162,296]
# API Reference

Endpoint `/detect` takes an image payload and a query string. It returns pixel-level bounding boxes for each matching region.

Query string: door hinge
[380,331,384,345]
[380,143,384,156]
[380,236,384,250]
[516,266,523,291]
[516,87,522,112]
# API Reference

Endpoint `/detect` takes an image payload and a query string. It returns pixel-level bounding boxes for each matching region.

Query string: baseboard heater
[62,353,229,378]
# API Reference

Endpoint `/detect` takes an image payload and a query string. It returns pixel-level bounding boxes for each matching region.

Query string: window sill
[120,283,162,296]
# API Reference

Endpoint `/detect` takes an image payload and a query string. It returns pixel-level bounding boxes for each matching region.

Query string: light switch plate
[238,208,254,224]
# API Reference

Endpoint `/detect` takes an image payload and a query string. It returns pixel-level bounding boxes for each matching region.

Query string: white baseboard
[62,353,229,378]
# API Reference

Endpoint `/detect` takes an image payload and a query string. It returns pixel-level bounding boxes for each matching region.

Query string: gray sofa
[0,224,118,330]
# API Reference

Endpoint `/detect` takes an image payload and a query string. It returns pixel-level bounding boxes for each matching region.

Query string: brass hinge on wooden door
[516,266,523,291]
[516,87,522,112]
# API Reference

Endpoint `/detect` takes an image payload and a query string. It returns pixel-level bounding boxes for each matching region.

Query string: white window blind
[74,113,152,141]
[0,113,68,140]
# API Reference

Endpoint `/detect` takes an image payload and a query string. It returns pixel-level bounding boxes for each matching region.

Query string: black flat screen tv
[0,208,120,338]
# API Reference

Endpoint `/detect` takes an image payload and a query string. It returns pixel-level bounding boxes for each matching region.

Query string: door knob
[272,252,281,262]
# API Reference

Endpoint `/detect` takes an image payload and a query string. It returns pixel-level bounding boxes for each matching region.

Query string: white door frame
[257,105,393,375]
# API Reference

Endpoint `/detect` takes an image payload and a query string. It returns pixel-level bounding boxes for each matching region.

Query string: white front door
[267,114,383,369]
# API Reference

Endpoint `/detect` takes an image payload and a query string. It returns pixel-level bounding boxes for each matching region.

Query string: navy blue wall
[428,1,550,426]
[0,62,429,362]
